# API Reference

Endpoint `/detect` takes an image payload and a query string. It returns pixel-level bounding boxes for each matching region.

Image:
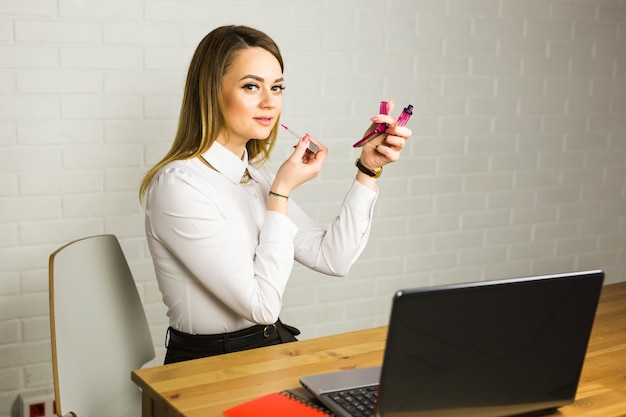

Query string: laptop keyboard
[327,385,378,417]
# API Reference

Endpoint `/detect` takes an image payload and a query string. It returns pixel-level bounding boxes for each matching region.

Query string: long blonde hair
[139,25,284,203]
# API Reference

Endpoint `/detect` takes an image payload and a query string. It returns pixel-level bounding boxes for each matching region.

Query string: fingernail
[302,134,310,142]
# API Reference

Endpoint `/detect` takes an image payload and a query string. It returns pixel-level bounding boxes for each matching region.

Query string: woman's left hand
[357,100,412,174]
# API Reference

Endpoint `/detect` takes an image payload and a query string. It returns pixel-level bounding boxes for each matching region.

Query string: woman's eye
[241,84,284,93]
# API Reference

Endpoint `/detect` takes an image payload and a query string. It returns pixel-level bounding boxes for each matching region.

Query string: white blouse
[144,142,378,335]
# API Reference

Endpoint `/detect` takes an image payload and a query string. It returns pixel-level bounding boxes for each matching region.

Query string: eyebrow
[239,74,284,83]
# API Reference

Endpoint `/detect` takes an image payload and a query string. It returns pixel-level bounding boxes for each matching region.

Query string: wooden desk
[132,282,626,417]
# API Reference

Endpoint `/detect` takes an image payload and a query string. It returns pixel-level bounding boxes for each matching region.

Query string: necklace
[198,155,251,184]
[239,169,251,184]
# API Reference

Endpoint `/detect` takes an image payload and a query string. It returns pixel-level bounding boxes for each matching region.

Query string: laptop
[300,270,604,417]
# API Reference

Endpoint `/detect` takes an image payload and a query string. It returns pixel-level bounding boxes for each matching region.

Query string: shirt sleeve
[146,166,298,326]
[289,180,378,276]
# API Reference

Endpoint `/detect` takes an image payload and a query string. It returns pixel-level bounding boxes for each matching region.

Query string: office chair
[48,234,155,417]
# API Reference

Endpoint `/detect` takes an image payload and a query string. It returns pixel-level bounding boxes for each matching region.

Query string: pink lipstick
[396,104,413,127]
[352,101,389,147]
[353,102,413,147]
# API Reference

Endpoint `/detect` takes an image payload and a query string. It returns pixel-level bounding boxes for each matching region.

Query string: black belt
[167,322,277,350]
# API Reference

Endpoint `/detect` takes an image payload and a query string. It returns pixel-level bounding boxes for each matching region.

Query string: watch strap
[355,158,382,178]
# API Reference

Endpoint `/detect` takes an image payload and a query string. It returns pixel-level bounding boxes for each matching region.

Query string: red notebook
[223,391,334,417]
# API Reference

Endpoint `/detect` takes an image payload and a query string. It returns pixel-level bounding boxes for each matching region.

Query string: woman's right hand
[270,134,326,201]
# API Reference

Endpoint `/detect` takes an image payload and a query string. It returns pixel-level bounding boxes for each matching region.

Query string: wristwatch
[355,158,382,178]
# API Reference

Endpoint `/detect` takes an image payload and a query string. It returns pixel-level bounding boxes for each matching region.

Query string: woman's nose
[260,89,277,109]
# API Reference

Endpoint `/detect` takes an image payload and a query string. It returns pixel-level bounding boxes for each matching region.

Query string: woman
[139,25,412,364]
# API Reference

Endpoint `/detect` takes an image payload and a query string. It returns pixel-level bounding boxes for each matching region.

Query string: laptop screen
[377,270,604,417]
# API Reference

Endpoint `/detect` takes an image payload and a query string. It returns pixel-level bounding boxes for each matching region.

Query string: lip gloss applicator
[280,124,319,153]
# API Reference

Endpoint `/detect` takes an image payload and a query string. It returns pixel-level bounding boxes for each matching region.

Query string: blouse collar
[201,142,249,185]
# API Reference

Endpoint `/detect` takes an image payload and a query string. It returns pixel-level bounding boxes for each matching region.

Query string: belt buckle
[263,323,277,338]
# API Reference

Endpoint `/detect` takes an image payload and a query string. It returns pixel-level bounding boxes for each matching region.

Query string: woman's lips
[253,117,274,127]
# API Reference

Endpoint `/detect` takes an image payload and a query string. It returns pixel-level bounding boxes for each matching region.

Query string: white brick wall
[1,0,626,415]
